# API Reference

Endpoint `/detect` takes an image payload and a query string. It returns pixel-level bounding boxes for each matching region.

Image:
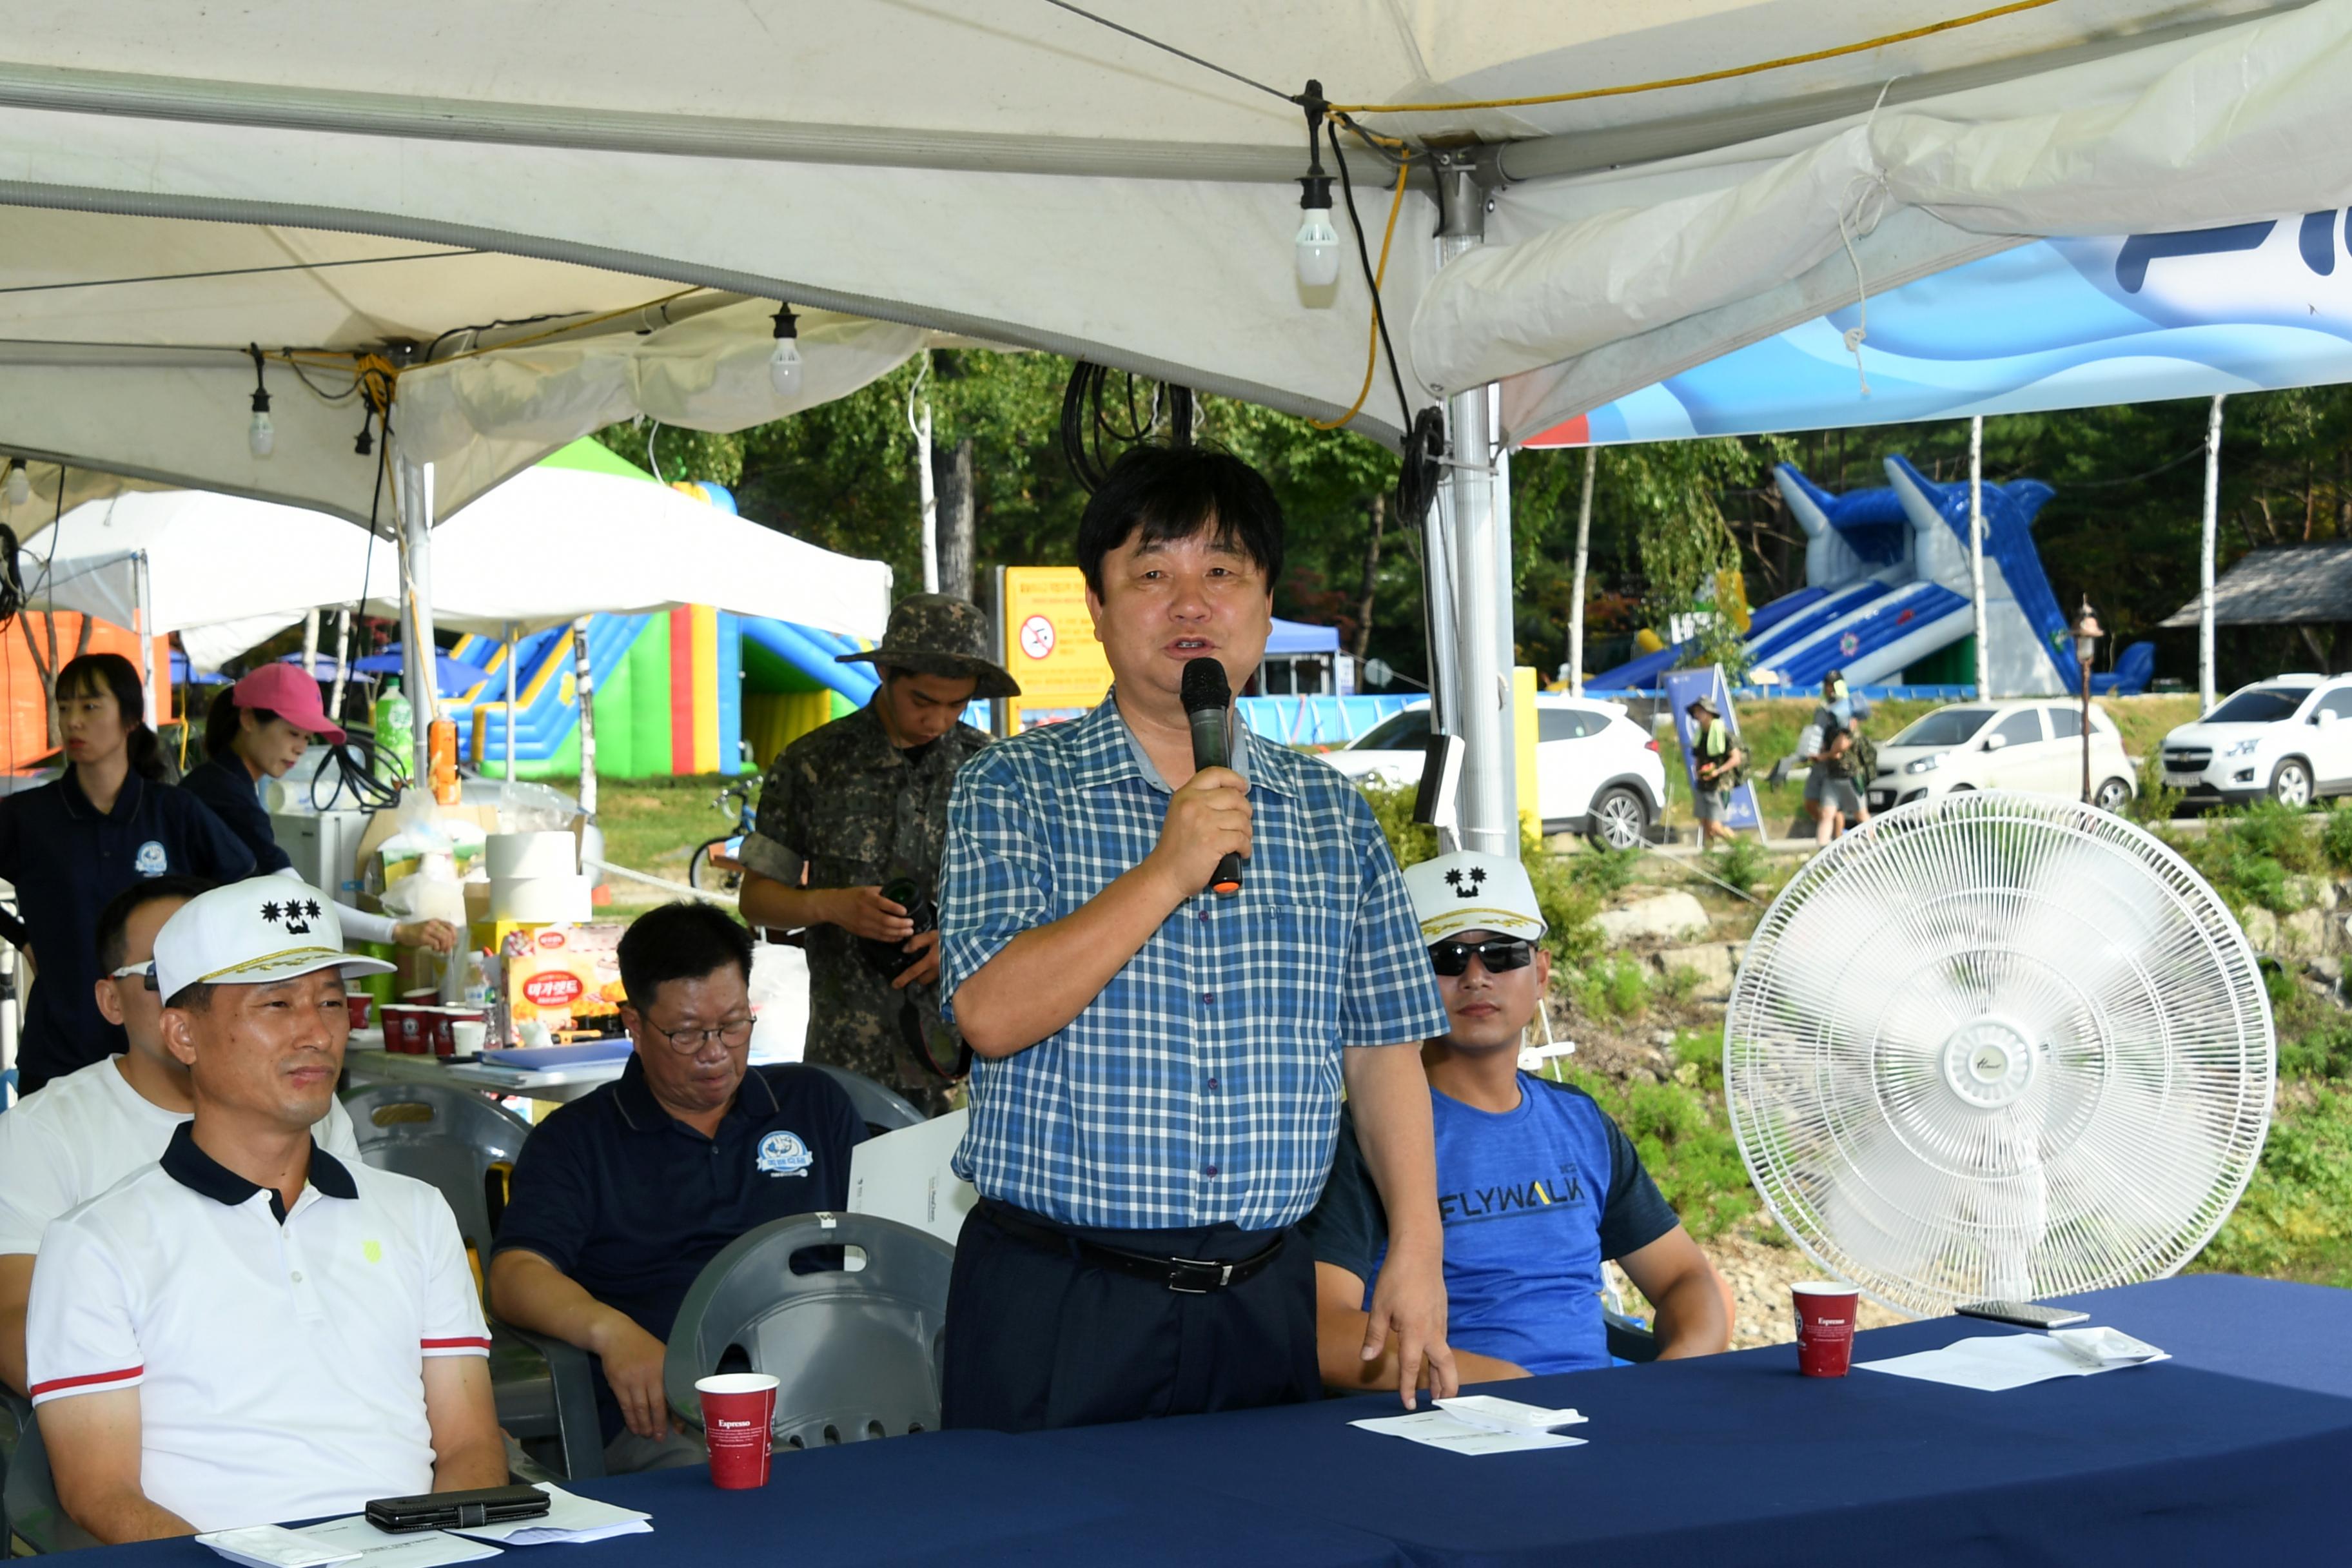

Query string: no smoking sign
[1018,614,1057,660]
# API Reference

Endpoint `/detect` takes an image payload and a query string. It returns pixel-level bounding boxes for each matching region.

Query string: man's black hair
[1074,445,1284,597]
[96,874,216,974]
[618,901,754,1010]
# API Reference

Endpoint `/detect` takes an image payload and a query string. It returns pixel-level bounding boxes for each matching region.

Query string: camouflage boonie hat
[836,593,1021,700]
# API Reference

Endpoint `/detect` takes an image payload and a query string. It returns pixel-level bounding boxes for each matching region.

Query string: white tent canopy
[0,0,2345,847]
[0,2,2338,510]
[22,461,892,665]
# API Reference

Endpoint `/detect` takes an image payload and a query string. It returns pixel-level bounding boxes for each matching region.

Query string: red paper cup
[696,1373,779,1489]
[346,994,373,1030]
[1792,1281,1861,1377]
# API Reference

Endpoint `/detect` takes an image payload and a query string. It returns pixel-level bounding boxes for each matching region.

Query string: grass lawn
[593,773,749,910]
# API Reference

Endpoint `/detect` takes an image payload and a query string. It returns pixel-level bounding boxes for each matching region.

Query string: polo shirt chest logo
[133,841,168,876]
[756,1130,813,1178]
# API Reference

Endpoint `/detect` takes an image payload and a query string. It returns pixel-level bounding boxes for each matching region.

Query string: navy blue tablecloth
[49,1275,2352,1568]
[1030,1274,2352,1567]
[60,1430,1407,1568]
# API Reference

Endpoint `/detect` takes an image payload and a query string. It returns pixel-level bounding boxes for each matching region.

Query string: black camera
[859,876,938,981]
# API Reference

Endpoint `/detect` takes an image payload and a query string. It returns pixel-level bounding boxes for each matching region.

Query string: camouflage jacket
[737,701,992,1106]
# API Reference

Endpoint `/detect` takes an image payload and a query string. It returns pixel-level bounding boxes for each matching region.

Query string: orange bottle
[429,716,460,805]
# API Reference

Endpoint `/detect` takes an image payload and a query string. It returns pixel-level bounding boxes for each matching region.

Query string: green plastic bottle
[373,677,413,783]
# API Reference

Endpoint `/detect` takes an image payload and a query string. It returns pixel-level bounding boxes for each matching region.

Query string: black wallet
[365,1484,553,1533]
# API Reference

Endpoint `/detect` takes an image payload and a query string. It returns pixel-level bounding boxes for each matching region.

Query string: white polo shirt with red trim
[25,1123,489,1531]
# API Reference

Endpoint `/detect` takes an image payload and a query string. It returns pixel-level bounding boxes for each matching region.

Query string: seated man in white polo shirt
[0,874,363,1395]
[25,878,507,1541]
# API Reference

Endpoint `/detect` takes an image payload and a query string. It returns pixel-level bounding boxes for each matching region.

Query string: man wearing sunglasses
[1300,851,1731,1389]
[0,875,360,1397]
[490,902,865,1472]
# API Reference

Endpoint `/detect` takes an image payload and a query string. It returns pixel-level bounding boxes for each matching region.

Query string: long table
[55,1275,2352,1567]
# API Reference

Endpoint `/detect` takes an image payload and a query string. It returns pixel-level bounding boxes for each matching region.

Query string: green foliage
[2163,801,2326,915]
[2322,807,2352,874]
[2198,1086,2352,1285]
[1562,956,1651,1021]
[2128,750,2184,827]
[2268,968,2352,1080]
[1567,847,1642,900]
[1701,835,1773,898]
[1556,1064,1756,1242]
[1358,781,1438,872]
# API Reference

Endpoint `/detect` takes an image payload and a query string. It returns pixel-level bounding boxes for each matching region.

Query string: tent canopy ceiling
[0,0,2340,527]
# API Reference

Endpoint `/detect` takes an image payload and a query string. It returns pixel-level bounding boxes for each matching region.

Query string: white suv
[1870,698,2136,814]
[1321,696,1667,849]
[2159,674,2352,808]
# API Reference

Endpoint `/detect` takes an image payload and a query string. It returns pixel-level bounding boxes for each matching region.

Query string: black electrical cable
[1058,362,1200,490]
[313,404,402,813]
[0,250,484,300]
[1035,0,1296,104]
[1326,118,1415,430]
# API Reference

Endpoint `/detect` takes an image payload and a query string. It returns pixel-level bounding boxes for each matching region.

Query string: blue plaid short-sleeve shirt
[937,692,1447,1232]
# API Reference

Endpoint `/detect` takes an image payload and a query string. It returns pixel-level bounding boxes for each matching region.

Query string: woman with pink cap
[180,665,457,957]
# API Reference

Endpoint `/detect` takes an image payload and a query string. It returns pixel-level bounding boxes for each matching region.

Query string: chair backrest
[3,1399,99,1554]
[340,1083,533,1265]
[663,1211,953,1451]
[807,1064,925,1135]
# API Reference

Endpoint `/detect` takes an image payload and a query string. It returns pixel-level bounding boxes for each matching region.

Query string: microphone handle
[1208,850,1243,897]
[1186,706,1244,897]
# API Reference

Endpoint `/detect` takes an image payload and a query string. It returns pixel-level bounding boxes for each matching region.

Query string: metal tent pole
[504,620,518,785]
[1568,447,1595,698]
[2200,395,2226,712]
[135,550,156,727]
[1969,417,1990,698]
[1433,160,1517,856]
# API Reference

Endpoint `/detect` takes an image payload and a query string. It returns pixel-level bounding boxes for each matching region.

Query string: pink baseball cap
[232,663,346,745]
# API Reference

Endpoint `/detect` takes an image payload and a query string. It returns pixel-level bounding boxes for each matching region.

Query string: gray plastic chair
[4,1399,99,1555]
[807,1064,924,1135]
[663,1212,952,1452]
[340,1082,532,1265]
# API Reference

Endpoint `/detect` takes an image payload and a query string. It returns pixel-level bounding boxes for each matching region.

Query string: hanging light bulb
[769,304,803,398]
[1293,79,1340,292]
[246,345,275,459]
[1296,181,1340,288]
[3,459,27,507]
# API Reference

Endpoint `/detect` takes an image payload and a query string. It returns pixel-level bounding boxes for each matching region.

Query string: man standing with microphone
[937,445,1454,1431]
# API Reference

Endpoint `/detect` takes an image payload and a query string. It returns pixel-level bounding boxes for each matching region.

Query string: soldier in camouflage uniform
[735,595,1019,1117]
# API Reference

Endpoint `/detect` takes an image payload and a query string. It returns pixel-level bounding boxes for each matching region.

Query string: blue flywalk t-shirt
[1299,1074,1678,1375]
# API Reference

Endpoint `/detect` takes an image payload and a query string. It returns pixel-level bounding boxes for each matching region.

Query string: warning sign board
[1001,566,1112,725]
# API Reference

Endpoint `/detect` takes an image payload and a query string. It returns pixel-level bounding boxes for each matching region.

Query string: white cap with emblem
[1402,850,1547,946]
[152,876,397,1002]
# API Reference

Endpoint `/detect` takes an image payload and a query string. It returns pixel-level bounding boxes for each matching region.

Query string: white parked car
[1870,698,2135,814]
[2159,674,2352,808]
[1320,696,1667,849]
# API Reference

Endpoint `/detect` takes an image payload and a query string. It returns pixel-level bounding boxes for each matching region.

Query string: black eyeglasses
[1427,937,1534,977]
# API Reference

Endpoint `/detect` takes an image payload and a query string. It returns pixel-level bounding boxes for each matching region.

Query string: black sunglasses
[1427,937,1534,977]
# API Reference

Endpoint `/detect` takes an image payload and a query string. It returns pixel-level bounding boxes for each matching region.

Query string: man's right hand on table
[826,887,916,943]
[592,1314,681,1439]
[1147,766,1251,899]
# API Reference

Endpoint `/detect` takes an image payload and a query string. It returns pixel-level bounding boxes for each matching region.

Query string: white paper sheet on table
[291,1516,503,1568]
[1858,1329,2170,1392]
[1351,1409,1589,1456]
[446,1485,651,1545]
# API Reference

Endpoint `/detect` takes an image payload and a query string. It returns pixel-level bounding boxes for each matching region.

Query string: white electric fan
[1725,790,2273,1317]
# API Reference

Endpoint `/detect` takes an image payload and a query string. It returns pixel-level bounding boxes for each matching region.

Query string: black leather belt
[981,1202,1288,1295]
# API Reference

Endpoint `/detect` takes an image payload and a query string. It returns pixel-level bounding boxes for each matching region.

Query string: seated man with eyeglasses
[1299,852,1732,1391]
[489,903,865,1472]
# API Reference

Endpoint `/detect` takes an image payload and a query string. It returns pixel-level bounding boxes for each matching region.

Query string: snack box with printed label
[500,923,625,1039]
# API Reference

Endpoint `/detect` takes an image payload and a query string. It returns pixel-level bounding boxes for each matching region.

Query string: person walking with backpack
[1687,696,1744,847]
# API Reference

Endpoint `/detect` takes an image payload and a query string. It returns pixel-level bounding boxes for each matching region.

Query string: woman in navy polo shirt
[181,666,456,959]
[0,654,253,1093]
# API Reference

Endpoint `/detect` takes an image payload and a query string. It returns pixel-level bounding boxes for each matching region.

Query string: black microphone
[1180,656,1244,897]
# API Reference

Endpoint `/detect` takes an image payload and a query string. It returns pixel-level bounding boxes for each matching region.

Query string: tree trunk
[934,436,975,603]
[1351,492,1386,661]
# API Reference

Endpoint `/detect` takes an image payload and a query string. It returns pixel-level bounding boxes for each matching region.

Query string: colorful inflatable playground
[1593,456,2155,696]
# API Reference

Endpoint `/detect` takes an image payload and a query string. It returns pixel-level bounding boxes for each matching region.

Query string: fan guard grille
[1725,790,2273,1318]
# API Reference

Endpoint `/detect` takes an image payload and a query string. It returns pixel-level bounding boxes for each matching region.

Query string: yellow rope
[1309,150,1411,433]
[1324,0,2059,114]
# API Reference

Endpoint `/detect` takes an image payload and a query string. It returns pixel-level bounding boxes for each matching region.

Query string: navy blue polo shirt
[179,756,293,874]
[0,770,255,1092]
[492,1055,865,1438]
